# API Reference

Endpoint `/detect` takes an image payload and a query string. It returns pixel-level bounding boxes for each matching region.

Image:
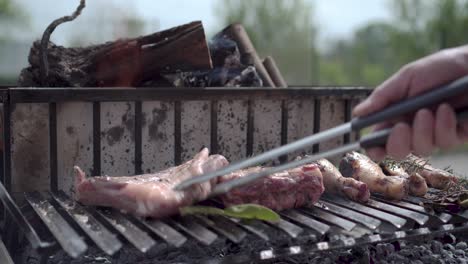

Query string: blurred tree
[67,2,150,47]
[215,0,318,85]
[319,22,396,86]
[0,0,28,85]
[319,0,468,87]
[0,0,19,19]
[0,0,27,36]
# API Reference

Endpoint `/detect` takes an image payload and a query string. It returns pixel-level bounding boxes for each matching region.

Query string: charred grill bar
[1,87,468,263]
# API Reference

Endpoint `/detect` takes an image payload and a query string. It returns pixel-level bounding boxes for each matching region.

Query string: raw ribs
[75,148,229,219]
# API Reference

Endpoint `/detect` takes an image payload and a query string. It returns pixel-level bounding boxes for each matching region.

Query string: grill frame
[2,87,468,263]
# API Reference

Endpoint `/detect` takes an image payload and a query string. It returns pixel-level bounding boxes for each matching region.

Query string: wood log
[221,23,276,87]
[263,56,288,88]
[18,21,212,87]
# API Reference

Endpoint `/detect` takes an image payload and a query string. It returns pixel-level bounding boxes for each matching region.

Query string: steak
[218,164,325,211]
[75,148,229,218]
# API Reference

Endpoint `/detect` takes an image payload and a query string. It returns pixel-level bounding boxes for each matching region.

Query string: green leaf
[179,206,227,216]
[224,204,280,222]
[179,204,280,222]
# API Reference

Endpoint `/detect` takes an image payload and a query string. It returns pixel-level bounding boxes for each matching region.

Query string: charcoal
[165,66,262,88]
[457,242,468,250]
[431,240,444,254]
[208,32,242,69]
[160,29,264,88]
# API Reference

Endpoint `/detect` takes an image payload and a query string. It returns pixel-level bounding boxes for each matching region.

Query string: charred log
[219,23,276,87]
[18,21,212,87]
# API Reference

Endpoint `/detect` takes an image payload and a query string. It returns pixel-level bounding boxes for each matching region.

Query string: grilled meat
[380,162,428,197]
[219,164,324,211]
[339,152,409,200]
[75,148,229,218]
[407,154,458,189]
[314,159,370,203]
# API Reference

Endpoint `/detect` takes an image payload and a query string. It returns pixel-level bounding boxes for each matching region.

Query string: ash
[163,30,263,88]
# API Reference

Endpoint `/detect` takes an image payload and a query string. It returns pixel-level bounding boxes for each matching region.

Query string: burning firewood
[16,0,285,89]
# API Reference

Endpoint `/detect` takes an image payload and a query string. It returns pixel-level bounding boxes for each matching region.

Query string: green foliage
[216,0,468,87]
[0,0,16,19]
[0,0,26,23]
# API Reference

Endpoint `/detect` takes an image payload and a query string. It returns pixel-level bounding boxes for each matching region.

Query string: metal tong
[174,76,468,196]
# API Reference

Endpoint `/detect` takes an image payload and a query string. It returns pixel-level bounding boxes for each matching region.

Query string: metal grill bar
[300,207,356,231]
[228,218,270,241]
[0,238,13,264]
[196,215,247,243]
[96,209,156,253]
[365,199,429,226]
[170,216,218,246]
[281,210,330,235]
[25,192,87,258]
[373,196,449,225]
[134,101,143,175]
[323,195,408,229]
[48,103,58,192]
[319,201,381,230]
[51,192,122,255]
[140,218,187,247]
[268,218,303,238]
[4,190,468,262]
[402,195,459,223]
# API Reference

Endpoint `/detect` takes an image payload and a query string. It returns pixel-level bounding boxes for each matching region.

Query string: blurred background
[4,0,468,87]
[0,0,467,173]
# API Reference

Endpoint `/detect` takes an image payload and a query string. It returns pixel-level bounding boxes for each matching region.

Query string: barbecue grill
[1,86,468,264]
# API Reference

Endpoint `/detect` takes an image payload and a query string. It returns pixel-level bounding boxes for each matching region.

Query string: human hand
[353,45,468,161]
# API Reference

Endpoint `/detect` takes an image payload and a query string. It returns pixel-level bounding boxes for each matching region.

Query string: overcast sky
[14,0,392,46]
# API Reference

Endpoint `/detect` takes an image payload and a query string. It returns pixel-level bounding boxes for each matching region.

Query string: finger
[386,123,412,160]
[353,67,412,117]
[365,147,387,162]
[354,46,468,118]
[412,109,435,157]
[435,104,460,150]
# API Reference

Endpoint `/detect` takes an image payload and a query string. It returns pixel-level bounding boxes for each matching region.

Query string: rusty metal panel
[287,99,315,160]
[181,101,210,162]
[56,102,93,195]
[253,100,282,165]
[100,102,135,176]
[11,103,50,193]
[217,100,248,162]
[142,101,175,173]
[319,98,346,165]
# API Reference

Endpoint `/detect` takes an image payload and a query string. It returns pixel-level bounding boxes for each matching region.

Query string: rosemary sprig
[381,156,430,176]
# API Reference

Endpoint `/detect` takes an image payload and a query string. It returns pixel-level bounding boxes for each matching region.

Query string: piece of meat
[75,148,229,218]
[407,154,458,189]
[314,159,370,203]
[380,162,428,197]
[339,152,409,200]
[219,164,324,211]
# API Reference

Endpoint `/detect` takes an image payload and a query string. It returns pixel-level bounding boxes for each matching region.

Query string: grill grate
[7,189,468,263]
[1,87,467,262]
